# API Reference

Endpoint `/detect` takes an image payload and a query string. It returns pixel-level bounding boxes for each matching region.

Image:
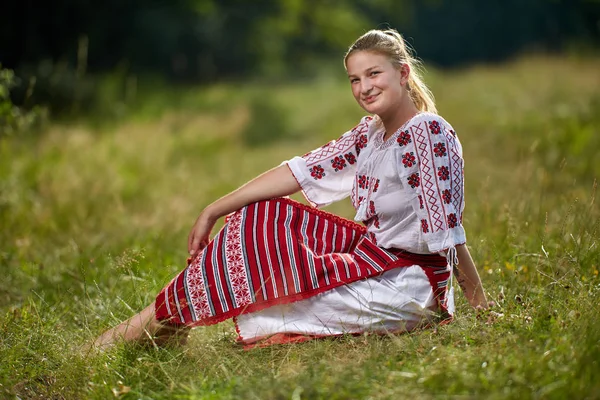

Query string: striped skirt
[155,198,453,346]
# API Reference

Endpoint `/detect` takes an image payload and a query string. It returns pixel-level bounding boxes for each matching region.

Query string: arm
[454,243,488,309]
[188,164,300,255]
[188,116,369,255]
[398,116,487,308]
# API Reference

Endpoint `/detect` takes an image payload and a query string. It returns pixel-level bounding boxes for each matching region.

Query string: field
[1,56,599,399]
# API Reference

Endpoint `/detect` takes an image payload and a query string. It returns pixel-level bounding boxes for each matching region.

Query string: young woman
[92,29,489,350]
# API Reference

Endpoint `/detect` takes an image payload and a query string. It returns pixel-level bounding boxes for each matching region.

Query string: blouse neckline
[372,111,424,151]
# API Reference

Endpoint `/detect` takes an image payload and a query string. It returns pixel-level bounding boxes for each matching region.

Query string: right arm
[188,164,300,255]
[189,115,371,255]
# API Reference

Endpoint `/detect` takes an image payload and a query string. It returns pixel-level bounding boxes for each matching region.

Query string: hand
[188,210,218,256]
[473,300,496,309]
[467,293,492,310]
[475,301,503,324]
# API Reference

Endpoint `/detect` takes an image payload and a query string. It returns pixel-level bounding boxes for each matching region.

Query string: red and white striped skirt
[155,198,453,347]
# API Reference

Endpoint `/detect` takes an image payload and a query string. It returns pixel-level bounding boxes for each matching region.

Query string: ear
[399,63,411,86]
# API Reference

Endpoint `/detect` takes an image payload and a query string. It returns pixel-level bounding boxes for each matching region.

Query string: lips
[363,94,379,104]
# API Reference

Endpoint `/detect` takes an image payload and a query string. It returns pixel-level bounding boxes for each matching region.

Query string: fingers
[189,230,208,256]
[189,237,199,255]
[487,311,504,323]
[192,239,208,255]
[188,213,215,256]
[188,226,201,255]
[475,302,504,324]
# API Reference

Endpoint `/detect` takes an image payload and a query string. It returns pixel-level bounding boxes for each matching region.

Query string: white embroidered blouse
[285,112,467,256]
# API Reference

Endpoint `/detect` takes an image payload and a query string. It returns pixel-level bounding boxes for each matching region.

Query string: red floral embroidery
[421,219,429,233]
[344,152,357,165]
[372,215,380,228]
[358,175,368,189]
[402,152,416,168]
[447,213,457,228]
[369,201,379,228]
[442,189,451,204]
[330,156,347,172]
[429,120,441,134]
[433,142,447,157]
[437,166,450,181]
[309,165,325,180]
[397,130,412,147]
[373,179,380,193]
[355,134,368,155]
[418,195,424,209]
[407,173,420,188]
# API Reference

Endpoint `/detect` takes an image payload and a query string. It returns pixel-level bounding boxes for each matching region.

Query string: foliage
[0,56,599,399]
[3,0,599,82]
[0,66,47,136]
[3,0,598,118]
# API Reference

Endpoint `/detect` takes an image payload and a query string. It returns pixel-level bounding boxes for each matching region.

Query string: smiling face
[345,50,410,118]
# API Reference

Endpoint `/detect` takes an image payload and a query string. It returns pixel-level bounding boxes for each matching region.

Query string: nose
[360,79,373,95]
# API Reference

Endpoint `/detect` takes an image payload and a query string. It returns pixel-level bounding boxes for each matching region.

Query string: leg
[236,266,438,345]
[90,303,190,351]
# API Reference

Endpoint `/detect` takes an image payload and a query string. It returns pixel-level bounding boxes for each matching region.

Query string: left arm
[398,115,489,309]
[454,243,488,308]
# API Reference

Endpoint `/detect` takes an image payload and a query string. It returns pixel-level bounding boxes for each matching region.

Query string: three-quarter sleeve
[395,114,467,254]
[285,116,372,208]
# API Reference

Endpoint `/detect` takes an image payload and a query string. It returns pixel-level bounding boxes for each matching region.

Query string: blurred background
[1,0,598,126]
[1,2,600,398]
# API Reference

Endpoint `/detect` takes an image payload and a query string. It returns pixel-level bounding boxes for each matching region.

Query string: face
[346,51,410,117]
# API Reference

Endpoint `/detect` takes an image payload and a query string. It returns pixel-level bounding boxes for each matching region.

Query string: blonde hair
[344,29,437,114]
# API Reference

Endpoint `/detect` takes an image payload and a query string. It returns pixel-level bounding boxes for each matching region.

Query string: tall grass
[0,56,599,399]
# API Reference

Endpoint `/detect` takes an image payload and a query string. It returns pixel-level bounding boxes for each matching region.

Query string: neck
[380,100,420,141]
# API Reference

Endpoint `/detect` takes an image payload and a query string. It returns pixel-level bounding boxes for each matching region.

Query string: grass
[1,55,599,399]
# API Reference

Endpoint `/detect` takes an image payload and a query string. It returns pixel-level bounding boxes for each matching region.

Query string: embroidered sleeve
[396,115,467,254]
[285,116,372,207]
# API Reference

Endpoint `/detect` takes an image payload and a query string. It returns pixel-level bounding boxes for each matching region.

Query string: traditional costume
[156,112,466,348]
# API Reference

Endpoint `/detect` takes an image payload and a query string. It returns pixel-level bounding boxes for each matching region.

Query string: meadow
[1,55,599,399]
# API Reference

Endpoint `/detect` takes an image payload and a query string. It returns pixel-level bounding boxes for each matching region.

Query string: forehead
[346,51,392,74]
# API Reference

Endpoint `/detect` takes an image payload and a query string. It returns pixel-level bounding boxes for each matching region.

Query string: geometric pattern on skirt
[155,198,450,327]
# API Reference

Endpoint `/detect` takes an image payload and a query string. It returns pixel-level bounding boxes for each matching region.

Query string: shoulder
[406,113,463,160]
[407,112,457,138]
[349,115,380,147]
[350,115,376,135]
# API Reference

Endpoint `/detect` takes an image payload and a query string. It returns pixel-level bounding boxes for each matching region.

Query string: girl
[92,29,489,350]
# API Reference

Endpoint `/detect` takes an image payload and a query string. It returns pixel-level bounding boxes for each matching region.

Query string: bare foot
[81,304,190,354]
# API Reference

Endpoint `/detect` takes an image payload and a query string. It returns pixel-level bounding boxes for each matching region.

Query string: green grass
[1,55,599,399]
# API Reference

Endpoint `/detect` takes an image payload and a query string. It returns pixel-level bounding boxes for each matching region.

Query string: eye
[370,71,380,77]
[350,78,360,84]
